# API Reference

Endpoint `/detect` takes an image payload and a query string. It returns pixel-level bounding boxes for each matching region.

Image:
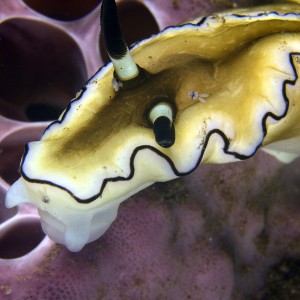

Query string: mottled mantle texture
[0,0,299,299]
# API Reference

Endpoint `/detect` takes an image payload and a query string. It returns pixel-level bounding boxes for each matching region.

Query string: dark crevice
[0,18,87,122]
[0,218,45,259]
[23,0,101,21]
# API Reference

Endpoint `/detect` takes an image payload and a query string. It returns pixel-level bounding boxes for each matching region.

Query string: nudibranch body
[5,0,300,251]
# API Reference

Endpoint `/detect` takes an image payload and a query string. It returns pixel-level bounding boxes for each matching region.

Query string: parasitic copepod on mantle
[5,0,300,251]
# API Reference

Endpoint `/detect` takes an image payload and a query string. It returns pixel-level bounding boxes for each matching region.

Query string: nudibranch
[5,0,300,251]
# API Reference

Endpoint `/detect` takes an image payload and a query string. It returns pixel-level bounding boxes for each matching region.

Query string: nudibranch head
[5,0,300,251]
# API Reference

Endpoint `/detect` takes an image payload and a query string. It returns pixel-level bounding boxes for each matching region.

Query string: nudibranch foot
[5,0,300,251]
[5,178,121,252]
[262,136,300,163]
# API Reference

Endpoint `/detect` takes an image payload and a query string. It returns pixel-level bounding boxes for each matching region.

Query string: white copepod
[5,0,300,251]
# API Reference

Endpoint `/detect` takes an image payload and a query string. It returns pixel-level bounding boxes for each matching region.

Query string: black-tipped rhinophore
[101,0,127,59]
[153,116,175,148]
